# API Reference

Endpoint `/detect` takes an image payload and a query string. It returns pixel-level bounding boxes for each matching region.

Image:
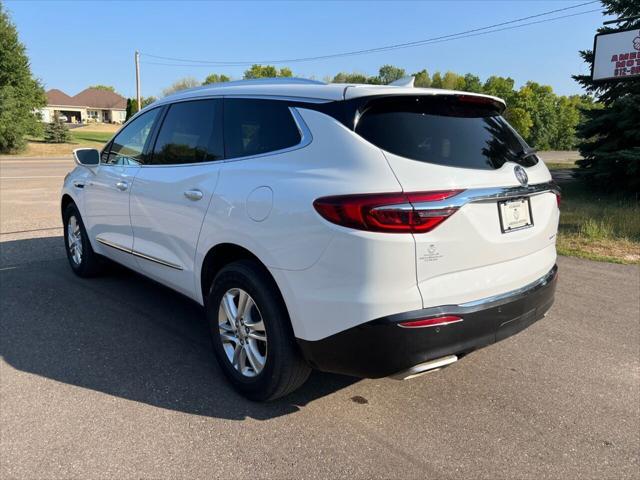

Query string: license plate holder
[498,197,533,233]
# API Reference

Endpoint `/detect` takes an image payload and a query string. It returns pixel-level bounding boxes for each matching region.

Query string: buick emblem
[514,165,528,186]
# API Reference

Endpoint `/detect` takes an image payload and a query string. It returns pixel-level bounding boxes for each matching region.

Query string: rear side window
[355,96,533,170]
[151,99,223,165]
[224,99,301,159]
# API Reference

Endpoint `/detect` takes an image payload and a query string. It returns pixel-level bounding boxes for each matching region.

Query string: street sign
[592,28,640,81]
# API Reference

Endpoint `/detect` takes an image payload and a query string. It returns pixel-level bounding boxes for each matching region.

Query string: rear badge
[514,165,528,186]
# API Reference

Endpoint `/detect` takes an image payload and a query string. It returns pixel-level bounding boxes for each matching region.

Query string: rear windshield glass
[354,96,535,170]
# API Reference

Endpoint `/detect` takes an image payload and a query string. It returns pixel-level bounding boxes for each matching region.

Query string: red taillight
[313,190,463,233]
[399,315,463,328]
[555,192,561,208]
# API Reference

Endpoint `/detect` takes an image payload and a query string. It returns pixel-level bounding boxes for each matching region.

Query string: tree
[89,84,116,92]
[243,65,292,79]
[430,72,443,88]
[377,64,405,84]
[203,73,231,85]
[463,73,482,93]
[573,0,639,192]
[413,69,431,88]
[125,96,158,120]
[161,77,200,97]
[43,116,70,143]
[0,3,46,153]
[331,72,369,84]
[442,71,461,90]
[125,98,136,121]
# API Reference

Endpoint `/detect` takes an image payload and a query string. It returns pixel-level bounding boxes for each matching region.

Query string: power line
[139,0,600,67]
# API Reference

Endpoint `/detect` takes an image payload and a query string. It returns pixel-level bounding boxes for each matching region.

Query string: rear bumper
[297,265,558,378]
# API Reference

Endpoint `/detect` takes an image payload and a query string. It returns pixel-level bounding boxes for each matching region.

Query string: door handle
[184,189,204,201]
[115,180,129,191]
[73,181,85,189]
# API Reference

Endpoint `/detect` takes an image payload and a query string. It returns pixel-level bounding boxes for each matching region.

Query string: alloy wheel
[218,288,268,377]
[67,215,83,265]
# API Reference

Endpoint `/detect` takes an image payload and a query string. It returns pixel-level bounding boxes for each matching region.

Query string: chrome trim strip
[459,265,557,310]
[411,182,560,211]
[131,250,183,271]
[413,265,558,319]
[96,237,183,270]
[96,237,131,254]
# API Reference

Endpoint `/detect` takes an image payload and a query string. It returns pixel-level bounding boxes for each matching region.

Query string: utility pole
[135,50,141,113]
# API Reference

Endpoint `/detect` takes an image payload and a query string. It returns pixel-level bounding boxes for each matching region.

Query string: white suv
[61,78,559,400]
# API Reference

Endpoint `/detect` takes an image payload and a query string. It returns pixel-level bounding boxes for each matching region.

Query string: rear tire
[206,259,311,401]
[63,203,104,277]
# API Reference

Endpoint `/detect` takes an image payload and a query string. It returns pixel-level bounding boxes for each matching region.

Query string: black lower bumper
[297,265,558,378]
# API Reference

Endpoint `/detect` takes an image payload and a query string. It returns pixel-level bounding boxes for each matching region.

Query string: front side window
[105,108,161,165]
[224,99,301,159]
[355,96,533,170]
[150,99,223,165]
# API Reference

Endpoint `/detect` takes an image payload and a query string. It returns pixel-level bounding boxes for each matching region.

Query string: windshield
[354,96,535,170]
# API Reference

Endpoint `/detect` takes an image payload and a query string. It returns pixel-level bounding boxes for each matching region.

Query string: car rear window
[354,96,535,170]
[223,99,301,159]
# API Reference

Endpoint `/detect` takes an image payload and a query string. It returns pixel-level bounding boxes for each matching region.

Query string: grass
[556,180,640,264]
[0,124,119,157]
[544,162,578,171]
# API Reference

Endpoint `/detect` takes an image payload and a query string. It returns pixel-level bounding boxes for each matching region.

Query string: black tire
[206,259,311,401]
[62,203,104,277]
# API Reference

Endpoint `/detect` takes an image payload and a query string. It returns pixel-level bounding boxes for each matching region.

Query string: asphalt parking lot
[1,157,638,479]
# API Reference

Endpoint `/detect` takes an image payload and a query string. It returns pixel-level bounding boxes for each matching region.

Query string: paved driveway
[1,158,638,479]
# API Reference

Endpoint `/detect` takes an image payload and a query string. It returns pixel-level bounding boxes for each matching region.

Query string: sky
[5,0,611,99]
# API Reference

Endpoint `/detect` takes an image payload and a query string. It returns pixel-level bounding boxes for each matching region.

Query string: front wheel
[63,203,104,277]
[206,260,311,401]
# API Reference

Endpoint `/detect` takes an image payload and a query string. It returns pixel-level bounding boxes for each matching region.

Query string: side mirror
[73,148,100,166]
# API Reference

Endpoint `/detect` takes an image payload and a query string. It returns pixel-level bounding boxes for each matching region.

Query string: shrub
[44,119,70,143]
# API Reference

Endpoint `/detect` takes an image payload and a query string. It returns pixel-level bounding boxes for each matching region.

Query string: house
[41,87,127,124]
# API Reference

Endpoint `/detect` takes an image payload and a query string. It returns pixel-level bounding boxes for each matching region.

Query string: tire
[206,259,311,401]
[62,203,104,277]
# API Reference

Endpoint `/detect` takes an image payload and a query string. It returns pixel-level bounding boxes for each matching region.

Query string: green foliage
[572,0,640,193]
[125,98,137,121]
[377,65,406,84]
[203,73,231,85]
[89,84,116,92]
[0,3,47,153]
[332,72,370,83]
[142,96,156,108]
[161,77,200,97]
[43,117,70,143]
[125,96,157,120]
[243,65,292,79]
[413,69,431,87]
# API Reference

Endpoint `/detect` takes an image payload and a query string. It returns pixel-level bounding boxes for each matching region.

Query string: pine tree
[43,117,70,143]
[0,2,47,153]
[573,0,640,193]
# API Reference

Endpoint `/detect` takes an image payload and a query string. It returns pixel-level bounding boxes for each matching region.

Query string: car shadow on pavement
[0,236,358,420]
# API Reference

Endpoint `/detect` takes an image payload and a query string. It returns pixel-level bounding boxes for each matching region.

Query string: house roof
[46,88,127,110]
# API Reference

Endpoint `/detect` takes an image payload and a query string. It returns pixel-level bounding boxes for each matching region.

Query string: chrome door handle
[115,180,129,191]
[184,189,204,201]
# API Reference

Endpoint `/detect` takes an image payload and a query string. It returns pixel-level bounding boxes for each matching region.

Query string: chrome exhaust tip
[390,355,458,380]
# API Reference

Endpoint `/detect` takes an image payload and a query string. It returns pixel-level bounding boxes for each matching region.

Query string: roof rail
[163,77,327,98]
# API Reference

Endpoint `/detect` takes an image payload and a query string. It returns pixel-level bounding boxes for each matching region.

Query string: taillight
[555,192,561,208]
[399,315,463,328]
[313,190,463,233]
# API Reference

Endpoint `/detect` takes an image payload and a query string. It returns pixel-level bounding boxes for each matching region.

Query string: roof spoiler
[389,76,415,87]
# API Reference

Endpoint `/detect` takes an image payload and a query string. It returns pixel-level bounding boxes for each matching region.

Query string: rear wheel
[206,260,311,401]
[63,203,103,277]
